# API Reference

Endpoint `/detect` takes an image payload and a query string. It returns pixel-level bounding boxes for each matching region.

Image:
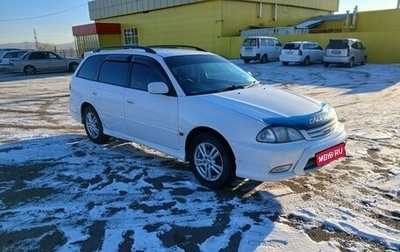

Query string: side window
[98,60,130,86]
[267,39,274,46]
[77,55,107,80]
[351,42,358,49]
[48,52,59,59]
[275,40,282,47]
[130,63,167,91]
[260,39,268,46]
[29,52,45,60]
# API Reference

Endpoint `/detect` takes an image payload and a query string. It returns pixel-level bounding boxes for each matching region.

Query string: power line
[0,2,88,21]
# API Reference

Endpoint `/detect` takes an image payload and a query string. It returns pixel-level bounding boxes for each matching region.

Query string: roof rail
[148,45,207,52]
[92,45,156,54]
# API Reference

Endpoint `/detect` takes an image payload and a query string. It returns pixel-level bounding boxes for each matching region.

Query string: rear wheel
[260,54,268,63]
[83,106,109,144]
[361,56,367,65]
[24,65,36,75]
[189,133,236,189]
[324,62,330,67]
[302,56,310,66]
[69,62,79,72]
[282,61,289,66]
[347,58,354,68]
[244,59,250,64]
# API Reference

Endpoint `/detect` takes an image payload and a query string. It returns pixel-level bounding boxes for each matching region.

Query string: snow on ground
[0,61,399,252]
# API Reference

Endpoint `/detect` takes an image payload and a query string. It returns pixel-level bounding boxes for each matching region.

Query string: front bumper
[231,124,347,182]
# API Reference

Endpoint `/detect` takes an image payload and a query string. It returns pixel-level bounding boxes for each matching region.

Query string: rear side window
[98,59,130,86]
[77,55,107,80]
[327,40,348,49]
[28,52,45,60]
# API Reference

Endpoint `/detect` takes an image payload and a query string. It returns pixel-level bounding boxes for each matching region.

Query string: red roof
[72,23,121,36]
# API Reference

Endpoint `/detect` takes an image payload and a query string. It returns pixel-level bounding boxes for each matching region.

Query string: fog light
[270,164,292,173]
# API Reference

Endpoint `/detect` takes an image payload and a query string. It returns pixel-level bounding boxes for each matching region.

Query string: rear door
[240,38,257,57]
[46,52,67,71]
[325,40,348,57]
[90,55,131,134]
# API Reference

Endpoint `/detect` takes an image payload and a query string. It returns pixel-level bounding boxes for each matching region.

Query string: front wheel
[83,107,109,144]
[361,56,367,65]
[282,61,289,66]
[347,58,354,68]
[189,133,236,189]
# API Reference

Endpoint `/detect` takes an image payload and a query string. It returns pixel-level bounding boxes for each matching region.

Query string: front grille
[303,119,337,139]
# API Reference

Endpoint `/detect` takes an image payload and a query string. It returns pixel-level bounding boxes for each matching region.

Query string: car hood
[198,85,335,130]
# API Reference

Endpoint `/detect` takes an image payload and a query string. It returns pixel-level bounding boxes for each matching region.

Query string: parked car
[323,38,367,67]
[280,41,324,66]
[0,48,19,54]
[0,49,34,65]
[69,45,347,189]
[240,36,283,63]
[10,51,82,74]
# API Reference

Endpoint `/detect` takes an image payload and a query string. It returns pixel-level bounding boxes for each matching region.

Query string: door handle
[92,92,97,95]
[126,100,135,104]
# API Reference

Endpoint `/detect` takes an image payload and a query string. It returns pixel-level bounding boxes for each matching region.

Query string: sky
[0,0,398,45]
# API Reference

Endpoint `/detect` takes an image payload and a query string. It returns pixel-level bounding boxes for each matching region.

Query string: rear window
[242,38,256,47]
[327,40,348,49]
[283,43,300,50]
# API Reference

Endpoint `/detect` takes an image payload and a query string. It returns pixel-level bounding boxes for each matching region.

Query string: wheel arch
[184,126,236,164]
[80,102,94,123]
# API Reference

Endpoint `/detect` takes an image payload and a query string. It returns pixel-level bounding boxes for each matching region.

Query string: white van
[240,36,283,63]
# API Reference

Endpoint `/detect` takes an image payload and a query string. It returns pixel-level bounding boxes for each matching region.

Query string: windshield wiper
[245,80,261,88]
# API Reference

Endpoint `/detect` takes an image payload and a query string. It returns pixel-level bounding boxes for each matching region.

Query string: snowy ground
[0,61,399,252]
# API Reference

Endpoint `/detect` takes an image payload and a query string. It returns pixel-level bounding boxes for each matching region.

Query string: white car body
[69,47,347,188]
[280,41,324,66]
[240,36,283,63]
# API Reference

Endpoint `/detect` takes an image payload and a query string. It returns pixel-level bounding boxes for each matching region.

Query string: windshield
[164,54,259,95]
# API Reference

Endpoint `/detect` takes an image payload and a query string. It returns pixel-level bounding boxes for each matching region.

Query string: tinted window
[242,38,256,47]
[327,40,348,49]
[98,60,130,86]
[130,63,167,91]
[283,43,300,50]
[77,55,107,80]
[29,52,45,60]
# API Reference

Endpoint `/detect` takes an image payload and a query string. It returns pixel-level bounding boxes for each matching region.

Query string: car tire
[244,59,250,64]
[24,65,36,75]
[282,61,289,66]
[189,133,236,189]
[260,54,268,63]
[69,62,79,72]
[347,58,354,68]
[83,106,110,144]
[361,56,367,65]
[302,56,310,66]
[324,62,330,67]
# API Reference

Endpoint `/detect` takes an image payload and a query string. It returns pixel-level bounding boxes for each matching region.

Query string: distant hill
[0,41,76,50]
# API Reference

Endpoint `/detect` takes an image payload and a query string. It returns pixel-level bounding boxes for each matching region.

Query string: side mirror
[148,82,169,94]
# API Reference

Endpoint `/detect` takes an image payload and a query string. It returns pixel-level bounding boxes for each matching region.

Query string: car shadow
[0,134,283,251]
[0,71,73,83]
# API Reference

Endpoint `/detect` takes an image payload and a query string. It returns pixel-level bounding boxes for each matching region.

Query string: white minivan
[240,36,283,63]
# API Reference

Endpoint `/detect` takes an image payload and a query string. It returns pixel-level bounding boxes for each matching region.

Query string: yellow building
[72,0,400,63]
[73,0,338,57]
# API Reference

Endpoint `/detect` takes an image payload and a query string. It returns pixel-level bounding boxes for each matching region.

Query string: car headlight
[256,126,304,143]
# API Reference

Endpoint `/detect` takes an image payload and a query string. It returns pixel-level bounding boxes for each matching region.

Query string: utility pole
[33,28,39,50]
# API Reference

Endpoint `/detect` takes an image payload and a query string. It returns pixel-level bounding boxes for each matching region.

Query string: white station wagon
[69,45,347,189]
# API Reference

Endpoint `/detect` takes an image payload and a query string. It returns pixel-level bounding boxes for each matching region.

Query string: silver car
[323,38,367,68]
[10,51,82,74]
[280,41,324,66]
